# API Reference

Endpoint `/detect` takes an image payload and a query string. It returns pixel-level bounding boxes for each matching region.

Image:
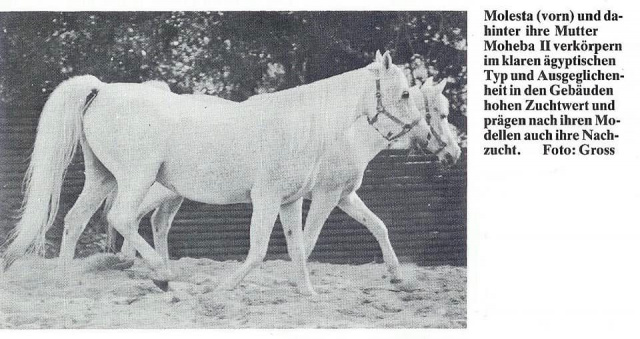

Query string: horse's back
[183,93,239,108]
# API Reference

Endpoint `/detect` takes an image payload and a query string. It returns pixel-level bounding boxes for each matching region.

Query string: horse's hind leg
[120,184,181,260]
[280,198,316,295]
[217,191,280,291]
[150,195,183,263]
[338,192,402,282]
[107,174,174,289]
[59,143,116,263]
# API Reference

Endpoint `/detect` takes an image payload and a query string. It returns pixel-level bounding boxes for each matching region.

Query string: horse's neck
[344,117,389,166]
[273,68,374,161]
[242,68,372,153]
[311,68,373,140]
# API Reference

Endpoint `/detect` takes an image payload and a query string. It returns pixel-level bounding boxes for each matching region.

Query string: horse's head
[409,79,462,166]
[363,51,425,145]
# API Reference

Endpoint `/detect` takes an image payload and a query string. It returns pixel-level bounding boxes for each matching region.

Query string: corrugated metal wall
[1,108,466,266]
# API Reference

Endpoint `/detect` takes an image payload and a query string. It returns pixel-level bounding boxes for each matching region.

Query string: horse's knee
[369,223,390,240]
[154,229,169,240]
[151,216,169,236]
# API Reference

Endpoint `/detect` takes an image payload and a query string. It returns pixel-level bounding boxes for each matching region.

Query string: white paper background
[2,0,639,338]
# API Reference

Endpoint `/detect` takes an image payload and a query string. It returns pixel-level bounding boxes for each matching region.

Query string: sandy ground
[0,254,465,329]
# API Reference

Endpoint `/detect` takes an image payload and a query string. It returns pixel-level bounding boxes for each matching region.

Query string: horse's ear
[423,77,434,86]
[375,50,383,61]
[381,51,392,70]
[436,79,447,92]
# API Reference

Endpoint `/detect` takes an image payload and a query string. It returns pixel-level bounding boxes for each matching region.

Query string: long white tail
[2,75,104,271]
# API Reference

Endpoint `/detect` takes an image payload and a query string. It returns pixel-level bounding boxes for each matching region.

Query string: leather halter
[425,113,448,154]
[367,79,421,142]
[367,79,448,154]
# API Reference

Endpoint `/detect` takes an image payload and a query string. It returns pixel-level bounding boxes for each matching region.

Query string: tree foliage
[0,11,466,130]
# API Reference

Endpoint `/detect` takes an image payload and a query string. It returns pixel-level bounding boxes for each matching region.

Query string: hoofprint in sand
[0,254,466,329]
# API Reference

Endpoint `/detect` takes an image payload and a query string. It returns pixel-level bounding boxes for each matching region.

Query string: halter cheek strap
[425,113,449,154]
[367,79,422,142]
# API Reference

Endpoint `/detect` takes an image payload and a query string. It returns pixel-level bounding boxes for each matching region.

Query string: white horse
[112,77,461,282]
[2,51,431,295]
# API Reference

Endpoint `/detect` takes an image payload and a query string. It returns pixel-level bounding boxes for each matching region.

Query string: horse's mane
[246,67,371,124]
[241,66,375,157]
[422,84,449,114]
[409,86,426,114]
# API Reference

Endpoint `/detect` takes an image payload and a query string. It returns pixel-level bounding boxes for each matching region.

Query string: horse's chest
[317,156,363,192]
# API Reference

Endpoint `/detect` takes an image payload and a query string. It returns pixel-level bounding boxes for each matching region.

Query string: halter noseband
[367,79,448,154]
[425,113,448,154]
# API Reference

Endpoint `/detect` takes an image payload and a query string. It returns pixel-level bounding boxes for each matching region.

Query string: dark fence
[1,108,466,266]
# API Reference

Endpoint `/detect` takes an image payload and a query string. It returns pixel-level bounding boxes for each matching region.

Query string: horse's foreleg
[217,192,280,291]
[302,190,342,259]
[59,143,116,263]
[106,177,174,290]
[120,184,180,260]
[150,196,183,263]
[338,192,402,282]
[280,198,316,295]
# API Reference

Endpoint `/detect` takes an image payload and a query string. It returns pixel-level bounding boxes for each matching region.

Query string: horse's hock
[0,108,466,266]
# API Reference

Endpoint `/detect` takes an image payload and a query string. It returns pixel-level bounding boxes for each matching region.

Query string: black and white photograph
[0,11,467,329]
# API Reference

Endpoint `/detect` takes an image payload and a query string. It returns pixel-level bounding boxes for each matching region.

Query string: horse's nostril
[444,153,454,164]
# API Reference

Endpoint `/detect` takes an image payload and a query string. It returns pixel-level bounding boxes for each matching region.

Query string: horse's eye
[425,113,432,120]
[401,91,409,99]
[441,114,448,119]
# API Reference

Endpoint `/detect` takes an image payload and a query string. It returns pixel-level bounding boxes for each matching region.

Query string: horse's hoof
[390,277,403,284]
[112,258,135,270]
[307,291,322,302]
[302,289,319,297]
[215,284,234,292]
[152,279,170,292]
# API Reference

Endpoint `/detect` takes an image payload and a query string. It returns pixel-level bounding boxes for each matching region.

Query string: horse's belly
[155,119,260,204]
[158,159,255,204]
